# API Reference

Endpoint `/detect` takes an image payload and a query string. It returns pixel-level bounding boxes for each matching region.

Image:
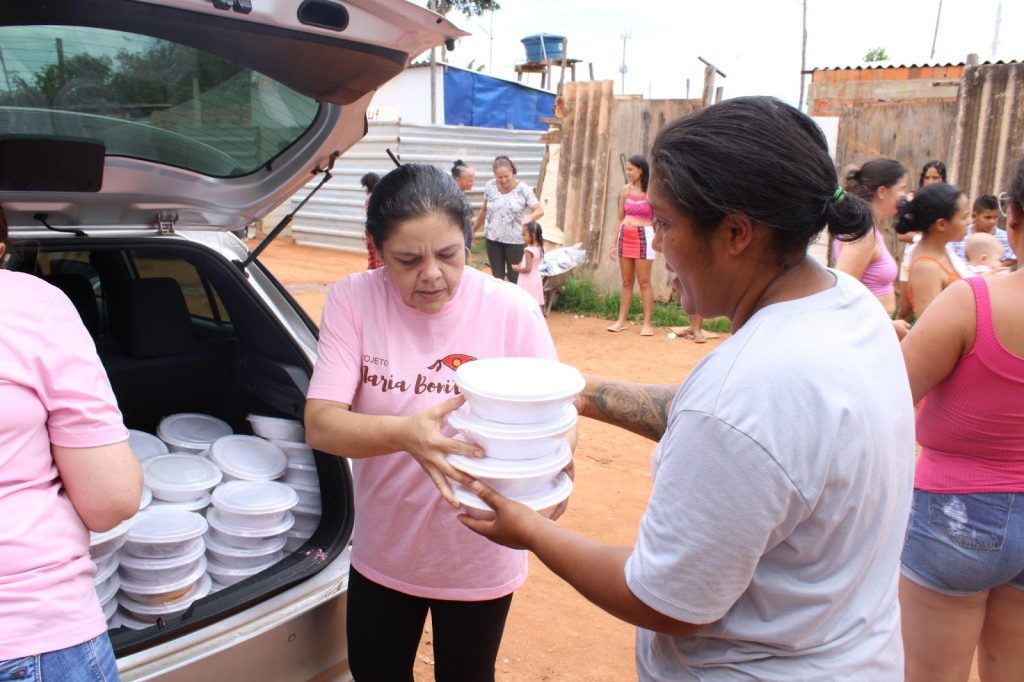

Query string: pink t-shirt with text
[0,271,129,658]
[308,267,557,600]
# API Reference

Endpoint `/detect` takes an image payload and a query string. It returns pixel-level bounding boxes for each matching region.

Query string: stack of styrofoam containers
[128,429,170,461]
[144,454,223,515]
[116,509,211,629]
[447,358,584,519]
[246,415,321,553]
[205,480,298,591]
[157,413,234,455]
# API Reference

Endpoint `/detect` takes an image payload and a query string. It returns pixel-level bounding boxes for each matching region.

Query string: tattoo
[589,381,676,442]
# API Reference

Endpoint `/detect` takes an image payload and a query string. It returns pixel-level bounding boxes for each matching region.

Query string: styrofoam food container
[147,492,211,514]
[206,538,285,570]
[211,480,298,529]
[118,537,206,584]
[447,404,577,461]
[144,454,222,502]
[206,555,279,587]
[448,441,572,497]
[158,413,233,454]
[118,573,212,623]
[114,610,151,630]
[271,439,315,466]
[93,551,119,584]
[101,594,118,622]
[283,461,318,486]
[95,567,120,604]
[283,533,308,553]
[139,485,153,510]
[89,518,133,559]
[291,508,320,534]
[119,556,208,604]
[206,507,295,539]
[284,481,320,508]
[455,357,585,425]
[128,430,169,461]
[454,472,573,521]
[247,414,305,442]
[206,525,289,551]
[210,436,287,482]
[121,509,208,559]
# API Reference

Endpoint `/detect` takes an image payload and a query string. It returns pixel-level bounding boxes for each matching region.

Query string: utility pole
[428,0,437,123]
[619,30,630,95]
[489,0,495,75]
[930,0,943,60]
[798,0,808,111]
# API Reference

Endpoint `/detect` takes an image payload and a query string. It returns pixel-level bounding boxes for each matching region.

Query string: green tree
[864,47,889,62]
[430,0,499,17]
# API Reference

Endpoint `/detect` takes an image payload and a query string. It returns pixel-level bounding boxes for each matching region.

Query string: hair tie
[831,187,846,203]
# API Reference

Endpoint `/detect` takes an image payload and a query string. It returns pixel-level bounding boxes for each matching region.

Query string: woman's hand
[458,481,547,550]
[608,245,618,262]
[402,395,485,507]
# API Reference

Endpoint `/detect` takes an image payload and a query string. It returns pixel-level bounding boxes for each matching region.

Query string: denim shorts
[901,489,1024,596]
[0,633,118,682]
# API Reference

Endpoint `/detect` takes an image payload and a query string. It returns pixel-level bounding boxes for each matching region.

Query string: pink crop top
[833,228,897,297]
[623,189,654,223]
[915,277,1024,492]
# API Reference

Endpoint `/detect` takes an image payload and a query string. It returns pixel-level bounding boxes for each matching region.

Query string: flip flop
[693,331,707,344]
[640,327,654,337]
[607,323,628,332]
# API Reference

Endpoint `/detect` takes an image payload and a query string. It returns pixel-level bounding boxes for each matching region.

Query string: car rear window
[0,25,320,177]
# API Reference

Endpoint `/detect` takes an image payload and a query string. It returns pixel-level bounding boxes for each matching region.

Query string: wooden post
[715,86,724,103]
[558,38,568,91]
[589,63,595,81]
[702,64,715,106]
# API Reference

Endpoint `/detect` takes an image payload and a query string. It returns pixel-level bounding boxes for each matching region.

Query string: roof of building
[810,58,1020,72]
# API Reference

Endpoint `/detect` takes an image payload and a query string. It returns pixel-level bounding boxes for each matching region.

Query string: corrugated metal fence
[291,121,545,251]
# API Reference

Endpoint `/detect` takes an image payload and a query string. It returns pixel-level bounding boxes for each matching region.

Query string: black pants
[347,568,514,682]
[485,239,525,283]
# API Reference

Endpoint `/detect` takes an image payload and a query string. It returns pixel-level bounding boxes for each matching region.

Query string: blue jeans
[901,489,1024,596]
[0,633,118,682]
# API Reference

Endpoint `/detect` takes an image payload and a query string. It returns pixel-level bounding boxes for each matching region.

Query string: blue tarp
[444,68,555,131]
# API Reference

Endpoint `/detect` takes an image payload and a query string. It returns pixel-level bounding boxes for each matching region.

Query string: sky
[438,0,1020,107]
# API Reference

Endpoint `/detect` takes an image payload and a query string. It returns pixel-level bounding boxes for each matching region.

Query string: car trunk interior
[5,235,353,654]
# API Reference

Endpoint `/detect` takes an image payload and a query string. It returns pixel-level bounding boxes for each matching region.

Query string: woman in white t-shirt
[305,164,563,682]
[473,155,544,284]
[462,97,916,680]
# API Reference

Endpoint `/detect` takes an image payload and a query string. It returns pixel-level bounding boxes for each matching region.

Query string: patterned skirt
[617,225,656,260]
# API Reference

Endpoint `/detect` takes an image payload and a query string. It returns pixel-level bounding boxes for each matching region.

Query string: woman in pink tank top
[833,158,908,315]
[607,155,658,336]
[898,157,1024,681]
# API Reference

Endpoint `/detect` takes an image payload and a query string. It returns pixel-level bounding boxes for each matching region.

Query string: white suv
[0,1,465,679]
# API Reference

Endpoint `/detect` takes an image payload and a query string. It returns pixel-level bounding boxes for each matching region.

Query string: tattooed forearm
[586,381,677,442]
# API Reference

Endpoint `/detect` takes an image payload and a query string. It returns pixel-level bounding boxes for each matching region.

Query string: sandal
[607,322,628,332]
[693,330,707,344]
[640,326,654,337]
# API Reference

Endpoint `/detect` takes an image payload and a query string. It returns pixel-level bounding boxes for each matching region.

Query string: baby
[964,232,1008,275]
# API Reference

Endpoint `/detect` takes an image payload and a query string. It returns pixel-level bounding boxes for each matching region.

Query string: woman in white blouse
[473,155,544,283]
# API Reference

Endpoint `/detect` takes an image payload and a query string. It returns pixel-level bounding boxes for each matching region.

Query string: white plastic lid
[90,517,133,549]
[206,507,295,538]
[204,529,287,558]
[246,414,304,436]
[212,481,298,516]
[448,441,572,480]
[210,436,287,481]
[144,454,223,495]
[118,537,206,571]
[455,357,585,402]
[147,493,211,513]
[119,556,208,595]
[114,610,152,630]
[448,403,578,439]
[139,486,153,510]
[93,553,120,585]
[126,509,208,545]
[118,572,212,615]
[158,413,233,450]
[95,571,120,604]
[293,503,322,516]
[206,555,280,579]
[454,472,573,513]
[128,430,169,460]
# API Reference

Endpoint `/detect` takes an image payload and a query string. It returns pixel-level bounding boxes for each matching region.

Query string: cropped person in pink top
[304,164,563,682]
[833,158,908,315]
[898,157,1024,681]
[608,155,659,336]
[0,208,143,680]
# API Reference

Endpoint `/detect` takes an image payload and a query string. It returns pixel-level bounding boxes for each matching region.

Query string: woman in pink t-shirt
[305,164,564,681]
[898,158,1024,681]
[0,209,143,679]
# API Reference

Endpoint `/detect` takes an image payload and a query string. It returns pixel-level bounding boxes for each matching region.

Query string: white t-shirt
[483,179,539,244]
[625,270,915,681]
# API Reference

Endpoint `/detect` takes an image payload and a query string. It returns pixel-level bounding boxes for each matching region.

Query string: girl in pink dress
[512,221,545,309]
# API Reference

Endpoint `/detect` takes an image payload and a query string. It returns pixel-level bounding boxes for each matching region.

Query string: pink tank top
[623,188,654,223]
[915,277,1024,492]
[833,228,897,296]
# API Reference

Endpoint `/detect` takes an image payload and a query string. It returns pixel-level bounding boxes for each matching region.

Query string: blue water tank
[521,34,565,63]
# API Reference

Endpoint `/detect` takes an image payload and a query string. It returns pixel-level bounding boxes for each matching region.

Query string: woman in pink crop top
[833,158,908,315]
[898,157,1024,681]
[607,154,658,337]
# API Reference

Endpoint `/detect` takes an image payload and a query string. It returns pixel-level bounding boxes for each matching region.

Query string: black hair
[844,158,907,202]
[894,183,965,234]
[365,164,471,250]
[360,172,380,194]
[972,194,999,213]
[919,160,947,185]
[493,155,517,175]
[1012,156,1024,214]
[627,154,649,192]
[649,96,873,262]
[451,159,472,179]
[523,221,545,256]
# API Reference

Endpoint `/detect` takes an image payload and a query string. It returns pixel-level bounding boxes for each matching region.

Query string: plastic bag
[539,242,587,277]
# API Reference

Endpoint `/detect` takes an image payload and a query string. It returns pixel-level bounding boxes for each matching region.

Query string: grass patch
[553,273,731,333]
